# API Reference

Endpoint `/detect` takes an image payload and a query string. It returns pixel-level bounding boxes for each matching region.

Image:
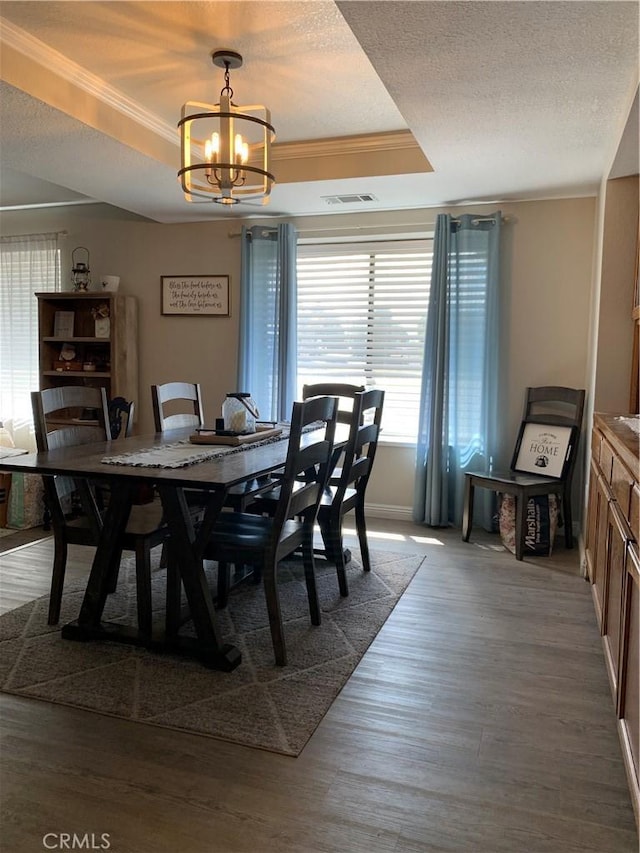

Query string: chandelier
[178,50,275,206]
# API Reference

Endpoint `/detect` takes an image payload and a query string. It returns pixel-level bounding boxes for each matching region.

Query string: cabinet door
[602,501,634,697]
[618,543,639,825]
[586,458,602,583]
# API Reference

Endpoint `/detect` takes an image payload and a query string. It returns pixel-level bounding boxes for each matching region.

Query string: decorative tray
[189,426,283,446]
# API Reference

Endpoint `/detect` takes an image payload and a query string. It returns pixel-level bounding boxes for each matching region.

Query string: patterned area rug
[0,527,50,552]
[0,548,423,756]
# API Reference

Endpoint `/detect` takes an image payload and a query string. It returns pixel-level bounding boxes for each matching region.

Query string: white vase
[100,276,120,292]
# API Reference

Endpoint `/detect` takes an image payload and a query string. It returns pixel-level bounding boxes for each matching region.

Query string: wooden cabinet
[36,292,138,410]
[586,413,639,826]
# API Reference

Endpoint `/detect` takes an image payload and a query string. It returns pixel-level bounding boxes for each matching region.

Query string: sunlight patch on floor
[342,526,445,547]
[409,535,445,546]
[473,541,508,552]
[343,527,407,542]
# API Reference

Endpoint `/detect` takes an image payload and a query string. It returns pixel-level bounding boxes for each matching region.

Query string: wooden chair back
[32,385,111,451]
[151,381,204,432]
[333,389,385,501]
[31,387,107,542]
[108,396,135,439]
[302,382,365,425]
[272,395,338,537]
[520,385,585,429]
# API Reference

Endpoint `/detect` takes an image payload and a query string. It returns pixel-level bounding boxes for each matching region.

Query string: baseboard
[364,502,413,521]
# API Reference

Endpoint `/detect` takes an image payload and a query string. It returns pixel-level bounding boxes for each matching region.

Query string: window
[297,239,432,442]
[0,233,61,425]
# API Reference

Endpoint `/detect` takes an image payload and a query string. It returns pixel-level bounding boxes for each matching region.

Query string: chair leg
[355,500,371,573]
[48,534,68,624]
[216,561,231,609]
[515,494,526,561]
[462,476,474,542]
[135,539,153,638]
[563,494,574,549]
[165,545,182,640]
[105,554,121,593]
[262,559,287,666]
[301,537,321,626]
[318,513,348,596]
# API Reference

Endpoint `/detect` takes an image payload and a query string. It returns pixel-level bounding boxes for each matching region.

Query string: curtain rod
[228,214,510,239]
[0,229,69,243]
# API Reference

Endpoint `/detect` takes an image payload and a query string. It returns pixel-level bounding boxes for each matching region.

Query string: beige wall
[0,195,596,517]
[594,175,639,412]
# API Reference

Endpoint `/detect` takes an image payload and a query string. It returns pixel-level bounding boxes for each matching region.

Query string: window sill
[379,437,417,449]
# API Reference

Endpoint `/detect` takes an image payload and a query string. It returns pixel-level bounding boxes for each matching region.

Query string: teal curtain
[413,213,502,528]
[238,224,298,422]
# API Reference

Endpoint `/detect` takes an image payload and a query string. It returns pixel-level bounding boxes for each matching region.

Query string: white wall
[0,196,596,519]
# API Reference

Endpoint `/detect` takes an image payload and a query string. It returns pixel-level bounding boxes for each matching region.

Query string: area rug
[0,527,50,552]
[0,548,424,756]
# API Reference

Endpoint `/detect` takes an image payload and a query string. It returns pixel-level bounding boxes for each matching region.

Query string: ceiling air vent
[322,193,378,205]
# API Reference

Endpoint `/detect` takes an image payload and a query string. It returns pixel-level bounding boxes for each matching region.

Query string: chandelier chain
[221,62,234,100]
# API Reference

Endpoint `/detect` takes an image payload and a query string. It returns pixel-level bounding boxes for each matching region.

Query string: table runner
[101,432,289,469]
[615,415,640,435]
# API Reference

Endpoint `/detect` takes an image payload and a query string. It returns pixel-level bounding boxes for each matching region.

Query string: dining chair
[302,383,365,424]
[150,379,269,591]
[32,386,170,632]
[108,396,135,439]
[302,383,365,484]
[252,388,384,595]
[315,388,385,596]
[151,380,209,519]
[104,397,155,505]
[461,386,586,560]
[151,381,204,432]
[201,394,338,666]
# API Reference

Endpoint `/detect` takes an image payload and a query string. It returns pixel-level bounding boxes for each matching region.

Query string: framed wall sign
[512,422,574,479]
[161,275,230,316]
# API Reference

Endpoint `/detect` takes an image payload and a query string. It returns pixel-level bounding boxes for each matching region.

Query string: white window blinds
[0,233,61,423]
[296,239,432,442]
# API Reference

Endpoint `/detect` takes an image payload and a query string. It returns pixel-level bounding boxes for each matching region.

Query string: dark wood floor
[0,521,637,853]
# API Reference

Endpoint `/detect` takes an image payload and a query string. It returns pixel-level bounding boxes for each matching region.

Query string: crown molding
[0,16,432,175]
[0,17,178,146]
[1,17,429,169]
[273,131,422,161]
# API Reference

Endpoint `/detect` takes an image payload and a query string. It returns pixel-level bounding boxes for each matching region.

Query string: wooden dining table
[0,426,326,671]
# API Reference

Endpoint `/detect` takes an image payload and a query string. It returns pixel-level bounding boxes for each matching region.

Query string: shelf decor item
[91,302,111,338]
[71,247,91,292]
[54,342,81,371]
[53,310,74,338]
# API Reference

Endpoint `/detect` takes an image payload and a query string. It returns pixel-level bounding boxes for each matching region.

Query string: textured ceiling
[0,0,638,223]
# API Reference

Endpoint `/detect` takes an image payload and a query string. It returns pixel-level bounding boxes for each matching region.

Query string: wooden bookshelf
[36,292,138,412]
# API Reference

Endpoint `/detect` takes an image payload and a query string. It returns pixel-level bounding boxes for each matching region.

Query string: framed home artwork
[512,422,574,479]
